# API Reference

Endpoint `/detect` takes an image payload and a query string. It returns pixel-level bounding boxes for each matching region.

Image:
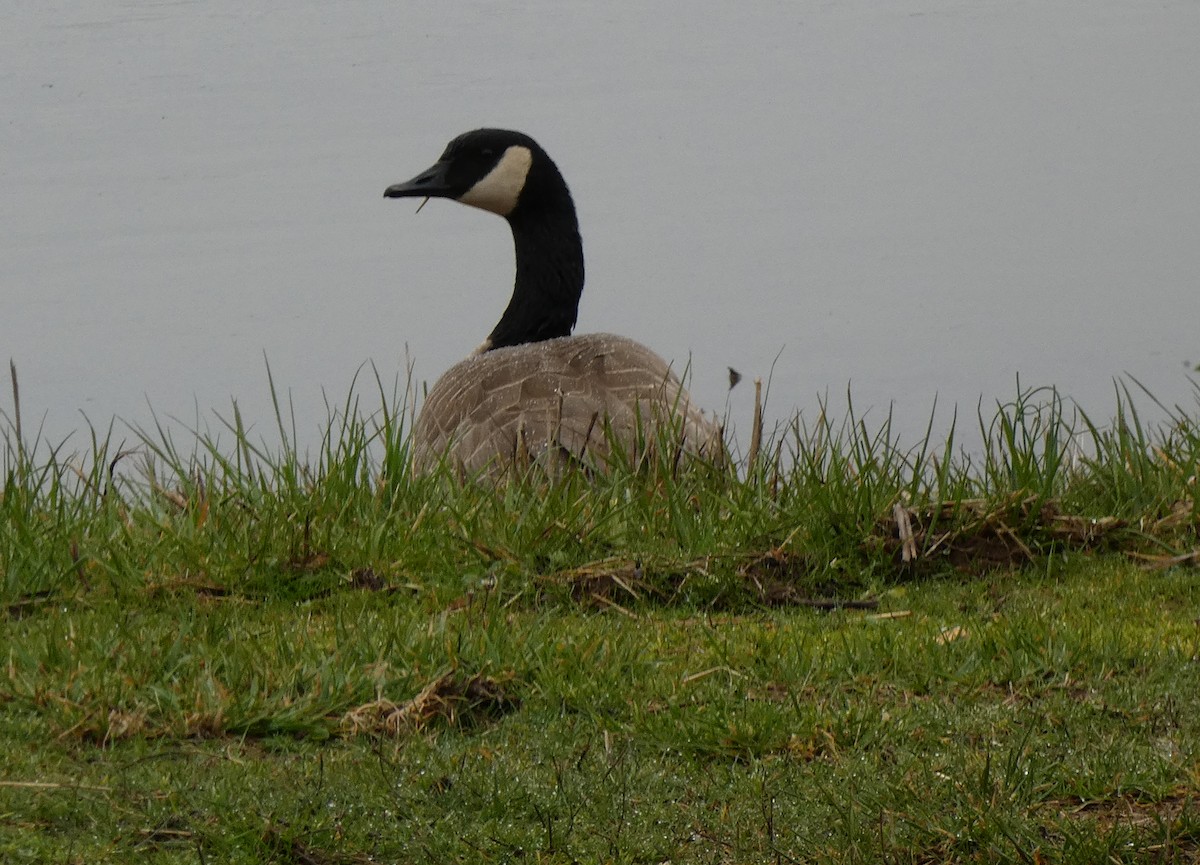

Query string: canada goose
[385,129,722,475]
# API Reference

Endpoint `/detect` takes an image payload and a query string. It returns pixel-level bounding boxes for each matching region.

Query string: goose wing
[412,333,721,475]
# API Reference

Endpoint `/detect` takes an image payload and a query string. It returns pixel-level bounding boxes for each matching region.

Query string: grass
[2,367,1200,862]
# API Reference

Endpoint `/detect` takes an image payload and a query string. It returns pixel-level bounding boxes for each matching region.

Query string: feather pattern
[412,333,721,475]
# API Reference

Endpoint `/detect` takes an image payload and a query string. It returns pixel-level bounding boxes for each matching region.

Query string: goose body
[385,129,721,475]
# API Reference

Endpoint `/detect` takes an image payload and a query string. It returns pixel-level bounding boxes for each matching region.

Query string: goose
[385,128,722,476]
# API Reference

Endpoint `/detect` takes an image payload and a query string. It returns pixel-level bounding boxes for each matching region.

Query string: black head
[384,128,552,217]
[386,129,584,351]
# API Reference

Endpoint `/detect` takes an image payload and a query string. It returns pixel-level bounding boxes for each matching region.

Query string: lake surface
[4,0,1199,455]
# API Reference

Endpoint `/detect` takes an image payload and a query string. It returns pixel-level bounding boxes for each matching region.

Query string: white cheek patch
[459,145,533,216]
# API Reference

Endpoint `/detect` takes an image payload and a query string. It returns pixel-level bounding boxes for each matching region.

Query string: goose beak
[384,160,456,199]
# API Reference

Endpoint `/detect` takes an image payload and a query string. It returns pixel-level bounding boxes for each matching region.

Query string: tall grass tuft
[3,369,1199,607]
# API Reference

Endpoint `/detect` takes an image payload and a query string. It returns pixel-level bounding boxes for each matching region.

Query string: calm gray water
[4,1,1199,453]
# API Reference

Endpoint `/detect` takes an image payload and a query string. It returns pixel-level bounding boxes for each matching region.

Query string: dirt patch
[1038,790,1200,858]
[1046,789,1195,827]
[544,552,878,611]
[555,556,650,605]
[260,823,374,865]
[5,589,56,619]
[880,496,1126,575]
[346,567,385,591]
[736,549,879,608]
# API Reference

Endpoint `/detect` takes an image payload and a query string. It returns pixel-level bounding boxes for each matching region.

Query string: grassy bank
[2,375,1199,862]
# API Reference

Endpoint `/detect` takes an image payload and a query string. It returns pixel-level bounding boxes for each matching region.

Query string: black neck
[484,175,585,350]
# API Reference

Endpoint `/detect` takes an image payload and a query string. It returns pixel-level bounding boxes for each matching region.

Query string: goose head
[385,129,585,351]
[385,128,542,217]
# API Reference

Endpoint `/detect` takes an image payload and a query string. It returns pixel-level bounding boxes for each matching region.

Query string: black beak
[384,160,456,199]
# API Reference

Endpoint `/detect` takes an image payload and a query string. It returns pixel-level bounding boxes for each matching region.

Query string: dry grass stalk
[893,502,917,562]
[747,377,763,472]
[1130,549,1200,570]
[341,671,514,737]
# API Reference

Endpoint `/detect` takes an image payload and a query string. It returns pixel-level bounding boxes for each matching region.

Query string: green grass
[2,371,1200,862]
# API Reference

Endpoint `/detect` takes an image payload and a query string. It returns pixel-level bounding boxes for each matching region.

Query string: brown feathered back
[412,332,722,476]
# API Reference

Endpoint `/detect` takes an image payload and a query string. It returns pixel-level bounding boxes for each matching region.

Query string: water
[4,0,1199,454]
